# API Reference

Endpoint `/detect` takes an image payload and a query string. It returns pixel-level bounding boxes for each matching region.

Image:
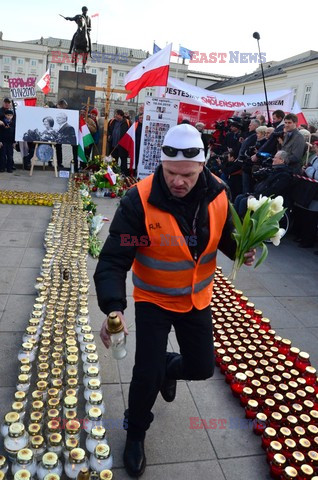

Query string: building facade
[208,51,318,124]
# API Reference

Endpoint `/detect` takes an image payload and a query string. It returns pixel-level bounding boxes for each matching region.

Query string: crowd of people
[204,110,318,253]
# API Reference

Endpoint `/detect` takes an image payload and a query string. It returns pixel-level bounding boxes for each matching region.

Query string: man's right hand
[100,311,129,349]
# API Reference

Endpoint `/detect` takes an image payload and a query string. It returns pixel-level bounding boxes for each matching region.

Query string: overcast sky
[3,0,317,77]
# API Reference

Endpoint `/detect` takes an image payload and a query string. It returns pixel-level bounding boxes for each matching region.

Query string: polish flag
[37,69,51,94]
[291,100,307,126]
[91,13,99,17]
[119,122,137,175]
[124,43,172,100]
[105,166,117,186]
[171,51,180,57]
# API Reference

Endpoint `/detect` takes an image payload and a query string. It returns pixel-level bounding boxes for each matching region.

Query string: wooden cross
[85,66,131,158]
[81,96,94,122]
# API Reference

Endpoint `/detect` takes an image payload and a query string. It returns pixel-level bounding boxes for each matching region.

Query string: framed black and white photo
[15,106,79,145]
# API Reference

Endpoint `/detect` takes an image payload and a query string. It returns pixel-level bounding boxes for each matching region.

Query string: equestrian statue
[61,6,91,73]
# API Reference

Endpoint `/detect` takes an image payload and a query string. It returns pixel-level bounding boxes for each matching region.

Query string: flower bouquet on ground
[229,195,286,281]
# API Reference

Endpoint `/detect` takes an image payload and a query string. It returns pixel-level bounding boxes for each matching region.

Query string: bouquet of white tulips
[228,195,286,281]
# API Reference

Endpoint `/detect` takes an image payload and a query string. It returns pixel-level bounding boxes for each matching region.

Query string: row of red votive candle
[212,269,318,479]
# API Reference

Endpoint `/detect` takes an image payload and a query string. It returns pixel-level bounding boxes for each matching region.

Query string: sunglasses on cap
[162,146,204,158]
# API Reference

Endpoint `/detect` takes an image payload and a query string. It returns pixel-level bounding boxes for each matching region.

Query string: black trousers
[0,143,14,171]
[55,144,78,171]
[126,302,214,440]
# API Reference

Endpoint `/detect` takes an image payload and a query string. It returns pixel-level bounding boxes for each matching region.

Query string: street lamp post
[253,32,271,126]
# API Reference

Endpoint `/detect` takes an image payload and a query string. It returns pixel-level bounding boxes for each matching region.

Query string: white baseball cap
[161,124,205,162]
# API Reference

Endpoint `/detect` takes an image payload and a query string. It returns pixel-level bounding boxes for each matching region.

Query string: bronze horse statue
[71,15,90,72]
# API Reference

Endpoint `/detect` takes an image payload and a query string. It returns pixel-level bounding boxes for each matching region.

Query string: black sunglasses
[162,146,203,159]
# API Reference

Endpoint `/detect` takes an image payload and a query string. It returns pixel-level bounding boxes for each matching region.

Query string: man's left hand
[243,248,256,266]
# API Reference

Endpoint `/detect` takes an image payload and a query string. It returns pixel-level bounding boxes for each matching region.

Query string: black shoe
[0,169,5,172]
[58,164,65,170]
[123,437,146,478]
[160,376,177,402]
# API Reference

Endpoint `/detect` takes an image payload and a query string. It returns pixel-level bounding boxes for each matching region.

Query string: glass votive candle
[303,366,317,386]
[230,373,247,398]
[294,352,311,374]
[262,427,277,450]
[290,451,305,472]
[298,464,314,480]
[245,399,258,419]
[281,466,298,479]
[253,413,267,435]
[282,438,297,461]
[225,365,237,384]
[240,387,253,407]
[266,440,283,464]
[308,450,318,472]
[270,453,286,479]
[277,427,292,444]
[263,398,276,417]
[269,412,283,431]
[286,415,298,431]
[298,437,311,455]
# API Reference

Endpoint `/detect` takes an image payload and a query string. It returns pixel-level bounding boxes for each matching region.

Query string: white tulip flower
[270,196,284,214]
[258,195,269,207]
[247,196,259,212]
[270,228,286,246]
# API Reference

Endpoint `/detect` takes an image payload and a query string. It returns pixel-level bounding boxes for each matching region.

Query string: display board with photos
[137,97,179,179]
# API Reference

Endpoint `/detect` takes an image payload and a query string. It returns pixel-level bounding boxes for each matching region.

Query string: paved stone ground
[0,169,317,479]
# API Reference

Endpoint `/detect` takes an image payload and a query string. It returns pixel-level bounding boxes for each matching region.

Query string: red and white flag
[91,13,99,17]
[119,122,137,174]
[37,69,51,94]
[124,43,172,100]
[171,50,180,57]
[105,166,117,186]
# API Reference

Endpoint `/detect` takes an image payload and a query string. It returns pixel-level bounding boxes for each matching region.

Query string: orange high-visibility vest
[132,173,228,312]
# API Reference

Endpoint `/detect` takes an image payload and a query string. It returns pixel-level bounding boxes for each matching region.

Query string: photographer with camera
[239,122,267,193]
[224,120,242,157]
[234,150,294,217]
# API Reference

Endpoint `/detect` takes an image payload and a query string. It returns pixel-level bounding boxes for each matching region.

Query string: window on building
[303,85,312,108]
[118,72,125,77]
[292,88,298,108]
[92,68,97,74]
[50,63,55,69]
[3,57,11,64]
[3,74,9,86]
[17,58,24,65]
[30,60,37,67]
[63,65,69,71]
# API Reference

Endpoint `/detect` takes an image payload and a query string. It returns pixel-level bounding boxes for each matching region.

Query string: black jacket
[94,165,236,315]
[254,164,294,198]
[0,117,15,143]
[238,131,257,160]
